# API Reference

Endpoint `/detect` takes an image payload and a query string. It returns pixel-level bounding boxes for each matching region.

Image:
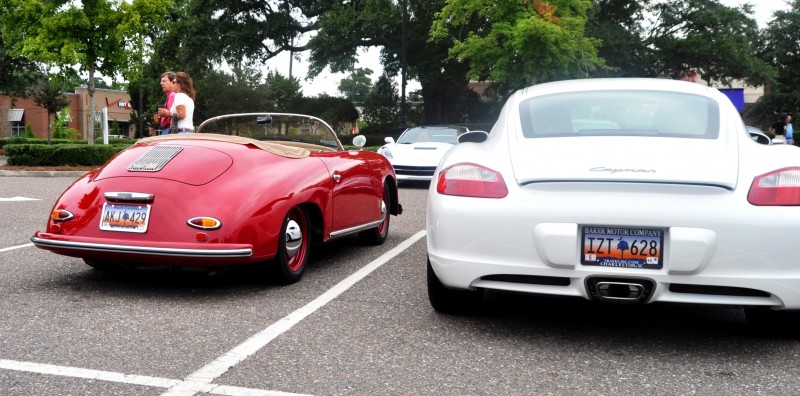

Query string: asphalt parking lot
[2,176,800,395]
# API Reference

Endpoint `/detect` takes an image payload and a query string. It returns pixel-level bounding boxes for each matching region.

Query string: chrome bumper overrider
[31,237,252,258]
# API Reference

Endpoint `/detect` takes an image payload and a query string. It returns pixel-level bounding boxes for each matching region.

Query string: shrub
[24,124,34,138]
[0,137,87,149]
[4,143,131,166]
[93,137,134,145]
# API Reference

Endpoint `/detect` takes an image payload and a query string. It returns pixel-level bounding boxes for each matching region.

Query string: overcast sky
[268,0,791,97]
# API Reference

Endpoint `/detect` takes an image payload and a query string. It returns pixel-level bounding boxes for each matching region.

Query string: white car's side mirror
[352,135,367,148]
[384,137,395,144]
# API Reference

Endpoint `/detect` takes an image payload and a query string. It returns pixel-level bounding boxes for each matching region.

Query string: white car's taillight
[436,163,508,198]
[748,167,800,205]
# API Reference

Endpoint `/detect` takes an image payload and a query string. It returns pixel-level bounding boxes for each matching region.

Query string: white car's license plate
[581,226,664,269]
[99,203,151,233]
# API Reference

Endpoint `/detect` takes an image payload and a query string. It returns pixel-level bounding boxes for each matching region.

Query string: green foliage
[362,75,399,129]
[265,71,302,112]
[290,96,359,136]
[31,75,72,142]
[0,0,174,143]
[4,144,130,166]
[747,0,800,127]
[53,128,81,140]
[195,65,276,120]
[24,124,34,138]
[586,0,775,87]
[338,68,374,102]
[0,137,88,149]
[93,137,134,145]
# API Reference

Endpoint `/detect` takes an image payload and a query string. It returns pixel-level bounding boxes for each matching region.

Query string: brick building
[1,87,133,139]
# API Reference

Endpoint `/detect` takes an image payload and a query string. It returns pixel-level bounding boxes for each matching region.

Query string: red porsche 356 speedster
[32,113,402,283]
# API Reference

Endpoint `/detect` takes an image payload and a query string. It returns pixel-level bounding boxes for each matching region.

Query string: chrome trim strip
[52,210,74,222]
[186,217,222,230]
[104,192,155,203]
[328,211,387,239]
[30,237,252,258]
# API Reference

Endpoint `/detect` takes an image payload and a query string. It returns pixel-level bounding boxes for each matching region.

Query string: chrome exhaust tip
[586,277,655,304]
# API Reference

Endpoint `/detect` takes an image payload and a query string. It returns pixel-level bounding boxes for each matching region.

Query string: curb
[0,170,89,177]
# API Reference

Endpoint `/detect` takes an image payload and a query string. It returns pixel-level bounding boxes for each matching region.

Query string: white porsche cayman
[426,78,800,328]
[379,125,468,181]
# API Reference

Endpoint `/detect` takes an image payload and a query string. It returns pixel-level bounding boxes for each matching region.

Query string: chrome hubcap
[285,219,303,259]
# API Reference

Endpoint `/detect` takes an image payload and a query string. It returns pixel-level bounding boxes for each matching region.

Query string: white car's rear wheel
[427,258,483,314]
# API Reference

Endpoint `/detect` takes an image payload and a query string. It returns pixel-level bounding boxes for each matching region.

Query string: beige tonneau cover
[136,133,310,158]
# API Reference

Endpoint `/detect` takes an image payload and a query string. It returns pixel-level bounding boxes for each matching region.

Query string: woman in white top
[170,72,196,133]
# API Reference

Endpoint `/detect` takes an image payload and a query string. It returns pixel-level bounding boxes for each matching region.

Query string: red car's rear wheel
[273,206,310,284]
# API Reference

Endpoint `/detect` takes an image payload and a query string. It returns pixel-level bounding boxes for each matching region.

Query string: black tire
[272,206,311,284]
[427,258,483,314]
[359,183,390,245]
[745,307,800,337]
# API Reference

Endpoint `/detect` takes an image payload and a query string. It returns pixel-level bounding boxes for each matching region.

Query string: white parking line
[0,196,40,202]
[162,229,427,396]
[0,230,427,396]
[0,359,308,396]
[0,243,33,253]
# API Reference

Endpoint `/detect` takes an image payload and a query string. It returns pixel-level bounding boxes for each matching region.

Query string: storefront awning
[7,109,23,122]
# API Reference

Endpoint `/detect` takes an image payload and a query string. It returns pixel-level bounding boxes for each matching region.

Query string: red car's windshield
[196,113,343,151]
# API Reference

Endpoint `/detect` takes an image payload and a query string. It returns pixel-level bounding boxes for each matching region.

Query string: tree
[586,0,775,87]
[30,75,72,144]
[308,0,478,124]
[431,0,603,96]
[746,0,800,127]
[0,0,172,144]
[292,95,360,136]
[338,68,374,103]
[0,31,39,97]
[362,74,399,132]
[264,71,303,112]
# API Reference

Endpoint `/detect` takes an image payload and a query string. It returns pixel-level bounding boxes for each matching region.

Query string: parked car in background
[32,113,402,284]
[746,126,772,145]
[379,125,468,181]
[426,78,800,330]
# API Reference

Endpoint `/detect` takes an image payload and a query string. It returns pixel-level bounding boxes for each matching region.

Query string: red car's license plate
[581,226,664,269]
[99,203,151,233]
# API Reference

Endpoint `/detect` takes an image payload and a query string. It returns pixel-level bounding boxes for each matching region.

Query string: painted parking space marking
[0,230,427,396]
[0,359,307,396]
[162,230,427,396]
[0,243,33,253]
[0,196,40,202]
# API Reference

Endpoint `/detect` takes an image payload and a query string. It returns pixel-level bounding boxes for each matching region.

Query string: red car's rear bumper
[31,232,253,265]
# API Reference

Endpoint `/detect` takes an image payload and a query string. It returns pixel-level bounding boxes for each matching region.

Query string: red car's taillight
[436,163,508,198]
[748,167,800,206]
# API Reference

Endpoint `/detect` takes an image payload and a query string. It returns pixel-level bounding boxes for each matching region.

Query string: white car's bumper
[427,182,800,310]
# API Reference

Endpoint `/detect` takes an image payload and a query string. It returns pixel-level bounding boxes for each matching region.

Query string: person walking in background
[170,72,196,133]
[785,114,793,145]
[772,116,787,144]
[154,71,176,135]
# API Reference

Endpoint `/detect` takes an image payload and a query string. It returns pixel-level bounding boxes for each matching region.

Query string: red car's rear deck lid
[94,144,233,186]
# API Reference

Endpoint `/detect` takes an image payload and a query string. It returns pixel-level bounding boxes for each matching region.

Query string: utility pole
[399,0,407,130]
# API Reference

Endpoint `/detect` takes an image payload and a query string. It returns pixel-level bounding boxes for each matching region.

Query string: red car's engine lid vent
[128,145,184,172]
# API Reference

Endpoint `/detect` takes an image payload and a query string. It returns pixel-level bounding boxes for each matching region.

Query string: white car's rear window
[519,90,720,139]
